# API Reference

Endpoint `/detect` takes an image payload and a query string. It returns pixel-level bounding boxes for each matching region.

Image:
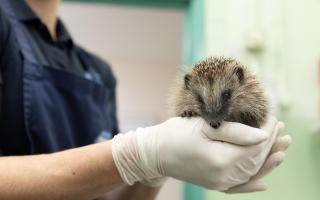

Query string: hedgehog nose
[210,122,221,129]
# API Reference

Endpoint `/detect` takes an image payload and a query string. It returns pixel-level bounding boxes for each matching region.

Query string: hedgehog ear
[233,66,244,84]
[184,74,192,89]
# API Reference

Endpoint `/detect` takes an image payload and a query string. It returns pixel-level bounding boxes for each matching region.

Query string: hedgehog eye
[196,94,204,104]
[222,89,232,101]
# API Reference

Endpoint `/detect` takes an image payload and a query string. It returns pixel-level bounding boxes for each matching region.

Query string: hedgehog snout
[206,112,225,129]
[210,121,221,129]
[206,116,222,129]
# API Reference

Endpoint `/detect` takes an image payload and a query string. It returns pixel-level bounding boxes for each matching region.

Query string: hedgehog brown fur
[169,57,269,128]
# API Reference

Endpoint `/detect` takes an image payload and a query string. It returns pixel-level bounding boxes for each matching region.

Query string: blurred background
[61,0,320,199]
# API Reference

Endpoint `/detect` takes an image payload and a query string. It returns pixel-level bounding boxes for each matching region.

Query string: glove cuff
[112,128,163,185]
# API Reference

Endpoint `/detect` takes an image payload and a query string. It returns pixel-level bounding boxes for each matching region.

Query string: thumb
[202,121,268,146]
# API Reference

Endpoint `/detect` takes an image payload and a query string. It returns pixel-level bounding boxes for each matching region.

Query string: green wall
[65,0,189,9]
[183,0,206,200]
[204,0,320,200]
[183,0,205,66]
[208,116,320,200]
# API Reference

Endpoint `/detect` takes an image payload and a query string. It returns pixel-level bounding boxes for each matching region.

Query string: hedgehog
[169,57,269,129]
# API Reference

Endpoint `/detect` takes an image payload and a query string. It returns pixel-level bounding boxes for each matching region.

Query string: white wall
[59,2,184,200]
[59,2,184,129]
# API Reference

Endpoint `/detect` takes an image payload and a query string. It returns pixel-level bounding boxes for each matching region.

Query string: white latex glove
[112,117,278,190]
[143,122,291,189]
[224,123,292,193]
[143,122,292,190]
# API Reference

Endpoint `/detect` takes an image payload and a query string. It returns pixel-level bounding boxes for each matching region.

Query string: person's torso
[0,1,118,155]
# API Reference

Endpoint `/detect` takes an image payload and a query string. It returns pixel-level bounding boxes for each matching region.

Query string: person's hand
[224,122,291,193]
[112,117,278,190]
[141,120,291,190]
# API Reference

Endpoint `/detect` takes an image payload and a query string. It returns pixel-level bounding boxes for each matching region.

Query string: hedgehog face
[184,61,244,128]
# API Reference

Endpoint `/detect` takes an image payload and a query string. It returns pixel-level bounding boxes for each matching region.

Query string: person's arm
[0,140,161,200]
[0,117,290,200]
[0,141,122,200]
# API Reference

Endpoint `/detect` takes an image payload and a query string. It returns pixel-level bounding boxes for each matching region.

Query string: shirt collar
[9,0,74,48]
[9,0,39,22]
[55,19,74,48]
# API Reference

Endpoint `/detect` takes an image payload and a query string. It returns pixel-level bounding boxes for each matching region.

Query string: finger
[254,120,282,155]
[260,116,278,134]
[246,120,280,157]
[226,152,285,194]
[224,180,268,194]
[276,122,285,137]
[270,135,292,154]
[242,121,285,175]
[251,151,285,181]
[202,121,268,146]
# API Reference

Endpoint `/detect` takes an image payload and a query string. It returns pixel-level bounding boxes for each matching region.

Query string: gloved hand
[224,123,291,193]
[143,122,291,189]
[112,116,279,190]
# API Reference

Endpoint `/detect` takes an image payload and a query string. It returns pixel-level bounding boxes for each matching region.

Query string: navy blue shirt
[0,0,118,154]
